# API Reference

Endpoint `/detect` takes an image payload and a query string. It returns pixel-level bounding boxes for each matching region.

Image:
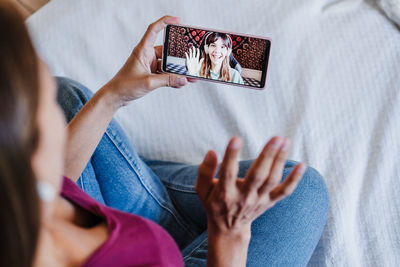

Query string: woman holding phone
[186,32,245,84]
[0,2,329,266]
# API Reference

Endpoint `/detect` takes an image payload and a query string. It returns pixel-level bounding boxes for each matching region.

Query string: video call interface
[164,25,270,88]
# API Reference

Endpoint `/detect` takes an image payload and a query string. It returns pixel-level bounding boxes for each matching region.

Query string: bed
[27,0,400,265]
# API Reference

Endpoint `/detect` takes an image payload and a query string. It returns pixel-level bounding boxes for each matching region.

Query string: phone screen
[162,24,271,89]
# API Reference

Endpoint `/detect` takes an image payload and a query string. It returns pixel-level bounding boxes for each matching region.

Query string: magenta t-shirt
[61,177,184,267]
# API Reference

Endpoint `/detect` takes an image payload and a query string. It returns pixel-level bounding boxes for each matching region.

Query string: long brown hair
[0,2,41,267]
[200,32,232,82]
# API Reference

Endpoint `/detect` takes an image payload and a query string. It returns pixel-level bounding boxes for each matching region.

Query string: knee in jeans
[55,77,94,122]
[295,165,330,218]
[56,76,93,101]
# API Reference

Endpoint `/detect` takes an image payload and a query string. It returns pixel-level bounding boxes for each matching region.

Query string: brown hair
[200,32,232,82]
[0,2,41,267]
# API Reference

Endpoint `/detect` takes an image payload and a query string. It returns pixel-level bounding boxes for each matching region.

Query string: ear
[227,48,232,56]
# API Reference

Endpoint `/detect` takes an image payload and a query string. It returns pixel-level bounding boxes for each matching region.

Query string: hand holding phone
[102,16,193,107]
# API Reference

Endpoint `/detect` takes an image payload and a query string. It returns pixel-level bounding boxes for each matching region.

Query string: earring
[36,181,56,202]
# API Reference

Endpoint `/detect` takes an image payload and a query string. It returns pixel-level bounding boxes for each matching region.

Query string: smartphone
[162,24,271,89]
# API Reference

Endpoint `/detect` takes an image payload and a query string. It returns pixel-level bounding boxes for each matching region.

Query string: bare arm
[63,16,190,181]
[207,229,250,267]
[63,86,119,181]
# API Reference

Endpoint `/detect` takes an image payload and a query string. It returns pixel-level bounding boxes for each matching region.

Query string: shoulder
[229,68,240,76]
[229,68,244,84]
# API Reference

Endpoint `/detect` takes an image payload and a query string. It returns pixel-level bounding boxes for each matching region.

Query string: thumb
[148,73,187,89]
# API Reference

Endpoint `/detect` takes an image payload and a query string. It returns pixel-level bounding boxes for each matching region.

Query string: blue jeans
[56,77,330,266]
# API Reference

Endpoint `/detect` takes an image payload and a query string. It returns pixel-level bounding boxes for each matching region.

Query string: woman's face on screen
[208,37,229,66]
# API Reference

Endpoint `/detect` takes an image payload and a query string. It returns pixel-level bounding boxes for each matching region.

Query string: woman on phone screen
[186,32,245,84]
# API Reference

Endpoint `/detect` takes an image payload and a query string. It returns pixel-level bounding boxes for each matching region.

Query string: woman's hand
[196,136,305,234]
[185,47,204,76]
[196,136,306,266]
[103,16,194,107]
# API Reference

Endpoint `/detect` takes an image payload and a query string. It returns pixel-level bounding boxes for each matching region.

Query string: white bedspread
[27,0,400,265]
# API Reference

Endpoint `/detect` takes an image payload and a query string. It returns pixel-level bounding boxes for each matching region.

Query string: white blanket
[27,0,400,265]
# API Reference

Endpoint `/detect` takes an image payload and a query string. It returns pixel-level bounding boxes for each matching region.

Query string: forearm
[64,84,122,181]
[63,15,186,181]
[206,226,251,267]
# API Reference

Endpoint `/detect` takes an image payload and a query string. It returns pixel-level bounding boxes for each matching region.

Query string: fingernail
[281,139,290,152]
[177,78,186,86]
[204,151,214,165]
[231,138,242,149]
[298,164,307,173]
[270,137,281,149]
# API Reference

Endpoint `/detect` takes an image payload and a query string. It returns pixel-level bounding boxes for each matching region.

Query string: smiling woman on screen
[186,32,244,84]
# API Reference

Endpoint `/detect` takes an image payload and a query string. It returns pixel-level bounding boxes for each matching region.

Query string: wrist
[207,222,251,267]
[207,219,252,241]
[208,225,251,244]
[99,79,126,110]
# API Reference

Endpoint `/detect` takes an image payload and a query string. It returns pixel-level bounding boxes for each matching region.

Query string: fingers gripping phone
[162,24,271,89]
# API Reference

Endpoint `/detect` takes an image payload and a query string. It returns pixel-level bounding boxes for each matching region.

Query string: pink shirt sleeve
[61,177,184,267]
